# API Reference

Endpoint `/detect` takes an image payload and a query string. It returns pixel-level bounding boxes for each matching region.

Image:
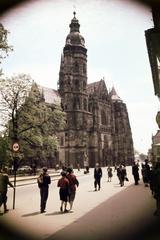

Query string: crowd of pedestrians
[141,159,160,217]
[1,159,160,217]
[131,158,160,217]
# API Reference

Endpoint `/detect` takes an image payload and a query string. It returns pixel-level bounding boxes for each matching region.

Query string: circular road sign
[12,142,20,152]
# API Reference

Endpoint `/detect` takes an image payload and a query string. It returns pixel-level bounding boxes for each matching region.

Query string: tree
[0,73,32,136]
[0,133,10,168]
[139,153,147,162]
[0,74,32,167]
[18,82,66,167]
[0,76,66,167]
[0,23,13,74]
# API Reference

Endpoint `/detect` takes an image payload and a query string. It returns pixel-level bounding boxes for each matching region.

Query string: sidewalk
[1,167,159,240]
[47,183,159,240]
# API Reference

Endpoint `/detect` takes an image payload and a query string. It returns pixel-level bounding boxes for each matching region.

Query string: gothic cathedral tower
[58,12,91,167]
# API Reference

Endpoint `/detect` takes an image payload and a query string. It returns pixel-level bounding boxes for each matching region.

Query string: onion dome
[65,12,85,47]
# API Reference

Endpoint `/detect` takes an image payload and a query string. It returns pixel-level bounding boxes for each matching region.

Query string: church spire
[65,12,85,47]
[69,11,80,33]
[109,86,122,102]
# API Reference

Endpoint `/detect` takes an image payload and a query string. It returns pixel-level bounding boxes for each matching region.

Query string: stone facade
[55,13,134,168]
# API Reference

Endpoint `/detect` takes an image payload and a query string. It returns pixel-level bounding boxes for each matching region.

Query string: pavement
[0,167,160,240]
[48,182,159,240]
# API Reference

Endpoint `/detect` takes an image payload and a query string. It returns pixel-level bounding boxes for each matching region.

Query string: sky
[0,0,159,154]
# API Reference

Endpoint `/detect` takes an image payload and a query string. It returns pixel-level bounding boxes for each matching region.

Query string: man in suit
[37,167,51,213]
[94,163,102,191]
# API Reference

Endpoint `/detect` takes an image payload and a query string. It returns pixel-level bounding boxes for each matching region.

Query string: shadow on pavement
[46,183,160,240]
[88,190,98,192]
[45,211,63,216]
[0,183,160,240]
[21,211,40,217]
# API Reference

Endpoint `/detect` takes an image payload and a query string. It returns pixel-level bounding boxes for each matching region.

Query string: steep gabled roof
[109,86,122,102]
[38,86,61,106]
[87,79,108,96]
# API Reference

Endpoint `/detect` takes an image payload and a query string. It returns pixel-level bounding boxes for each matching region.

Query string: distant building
[151,130,160,164]
[41,12,134,167]
[145,7,160,165]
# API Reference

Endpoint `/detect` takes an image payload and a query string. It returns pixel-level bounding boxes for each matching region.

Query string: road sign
[12,142,20,152]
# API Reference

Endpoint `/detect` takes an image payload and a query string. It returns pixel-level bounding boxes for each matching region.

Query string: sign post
[12,142,20,209]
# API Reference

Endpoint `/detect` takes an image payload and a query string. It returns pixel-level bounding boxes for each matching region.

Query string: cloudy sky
[0,0,159,154]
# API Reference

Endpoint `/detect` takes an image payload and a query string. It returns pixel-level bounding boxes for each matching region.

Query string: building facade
[55,12,134,168]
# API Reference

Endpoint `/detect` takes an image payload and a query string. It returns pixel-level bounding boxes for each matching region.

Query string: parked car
[17,165,32,174]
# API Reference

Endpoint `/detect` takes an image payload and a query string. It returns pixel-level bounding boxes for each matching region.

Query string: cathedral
[42,12,134,168]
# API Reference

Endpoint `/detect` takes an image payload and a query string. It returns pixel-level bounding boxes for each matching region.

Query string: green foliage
[0,133,10,168]
[0,73,32,130]
[0,23,13,62]
[16,82,65,167]
[0,74,66,168]
[0,23,13,76]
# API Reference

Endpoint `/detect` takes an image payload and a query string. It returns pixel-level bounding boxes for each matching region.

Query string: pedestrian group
[1,158,160,217]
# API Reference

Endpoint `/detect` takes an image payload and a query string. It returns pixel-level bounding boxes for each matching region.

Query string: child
[107,166,113,182]
[57,171,69,213]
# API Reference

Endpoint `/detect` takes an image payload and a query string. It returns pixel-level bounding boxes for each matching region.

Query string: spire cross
[73,11,76,18]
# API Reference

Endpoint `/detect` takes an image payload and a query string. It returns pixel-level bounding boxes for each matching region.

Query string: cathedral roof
[152,130,160,145]
[109,87,122,102]
[65,12,85,47]
[87,79,108,96]
[38,86,61,106]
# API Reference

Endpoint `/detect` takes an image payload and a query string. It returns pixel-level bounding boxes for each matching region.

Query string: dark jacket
[0,173,13,194]
[37,173,51,188]
[94,167,102,179]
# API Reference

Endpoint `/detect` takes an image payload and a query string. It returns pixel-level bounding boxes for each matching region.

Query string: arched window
[83,81,86,90]
[84,98,87,111]
[73,97,80,109]
[89,103,92,112]
[60,136,64,146]
[73,62,79,73]
[83,63,86,74]
[101,110,107,125]
[67,76,71,85]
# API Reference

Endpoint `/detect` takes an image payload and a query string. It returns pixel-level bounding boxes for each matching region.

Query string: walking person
[132,161,140,185]
[77,163,80,171]
[66,167,79,212]
[141,160,150,187]
[0,166,14,214]
[94,163,102,191]
[57,171,69,213]
[117,164,127,187]
[37,167,51,213]
[107,166,113,182]
[152,161,160,216]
